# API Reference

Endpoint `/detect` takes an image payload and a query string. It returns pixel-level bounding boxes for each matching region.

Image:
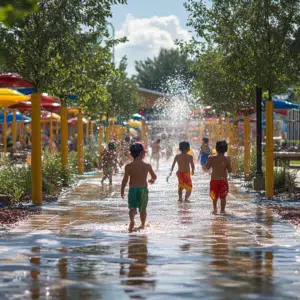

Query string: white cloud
[115,14,192,74]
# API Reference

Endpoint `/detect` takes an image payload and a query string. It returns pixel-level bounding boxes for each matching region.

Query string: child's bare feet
[128,222,135,232]
[220,210,226,214]
[212,209,217,215]
[178,198,183,201]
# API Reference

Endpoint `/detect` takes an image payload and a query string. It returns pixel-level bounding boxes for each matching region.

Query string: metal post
[265,89,274,199]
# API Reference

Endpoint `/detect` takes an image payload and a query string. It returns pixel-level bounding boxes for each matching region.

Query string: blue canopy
[264,99,300,110]
[0,112,31,123]
[132,113,143,120]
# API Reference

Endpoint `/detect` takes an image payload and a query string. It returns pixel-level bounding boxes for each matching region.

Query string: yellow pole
[106,123,111,143]
[185,119,189,140]
[244,115,251,177]
[20,114,24,146]
[85,119,89,141]
[31,92,42,205]
[49,113,53,154]
[232,115,239,175]
[3,108,7,158]
[60,106,68,168]
[98,125,104,156]
[12,109,17,149]
[265,100,274,198]
[90,121,93,137]
[77,110,84,174]
[142,119,146,144]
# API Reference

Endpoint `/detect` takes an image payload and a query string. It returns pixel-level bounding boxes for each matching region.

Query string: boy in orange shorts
[169,141,195,201]
[206,140,232,214]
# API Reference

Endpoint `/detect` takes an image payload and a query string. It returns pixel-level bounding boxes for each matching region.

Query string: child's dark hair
[108,142,115,150]
[202,137,209,143]
[179,141,190,152]
[216,140,228,154]
[130,143,146,159]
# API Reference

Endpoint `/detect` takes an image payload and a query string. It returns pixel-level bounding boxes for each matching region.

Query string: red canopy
[9,101,32,113]
[41,102,60,113]
[0,73,33,88]
[30,94,59,104]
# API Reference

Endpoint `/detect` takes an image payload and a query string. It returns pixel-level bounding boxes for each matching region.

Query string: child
[199,137,211,171]
[100,142,118,185]
[121,143,157,232]
[206,140,232,214]
[169,141,195,201]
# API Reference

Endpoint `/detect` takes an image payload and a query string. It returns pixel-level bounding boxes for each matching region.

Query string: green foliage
[0,154,75,201]
[0,162,31,201]
[0,0,38,26]
[274,168,297,193]
[182,0,300,112]
[106,56,138,118]
[84,151,99,172]
[42,153,75,195]
[0,0,127,114]
[135,48,196,93]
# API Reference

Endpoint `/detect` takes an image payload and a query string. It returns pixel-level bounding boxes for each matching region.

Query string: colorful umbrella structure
[0,112,31,123]
[264,99,300,110]
[9,101,32,113]
[132,113,143,120]
[41,111,61,122]
[68,117,88,124]
[191,137,199,142]
[0,89,30,107]
[128,119,142,127]
[68,108,79,114]
[41,102,61,113]
[0,74,33,88]
[30,93,59,104]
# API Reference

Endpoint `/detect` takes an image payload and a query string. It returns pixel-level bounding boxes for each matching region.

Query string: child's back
[176,153,193,172]
[125,160,153,188]
[206,154,232,180]
[201,142,210,154]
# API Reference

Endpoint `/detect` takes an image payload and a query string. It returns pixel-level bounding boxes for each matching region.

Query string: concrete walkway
[0,162,300,299]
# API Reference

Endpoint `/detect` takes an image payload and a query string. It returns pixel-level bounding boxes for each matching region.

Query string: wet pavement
[0,161,300,299]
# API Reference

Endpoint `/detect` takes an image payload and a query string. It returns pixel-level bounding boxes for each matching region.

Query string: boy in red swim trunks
[206,140,232,214]
[169,141,195,201]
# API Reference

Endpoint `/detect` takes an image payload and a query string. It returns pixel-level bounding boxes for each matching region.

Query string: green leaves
[182,0,300,113]
[135,48,196,93]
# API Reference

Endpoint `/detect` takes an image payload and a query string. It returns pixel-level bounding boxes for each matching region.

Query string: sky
[110,0,193,75]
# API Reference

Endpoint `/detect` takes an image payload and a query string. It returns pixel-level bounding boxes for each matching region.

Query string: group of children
[119,138,232,232]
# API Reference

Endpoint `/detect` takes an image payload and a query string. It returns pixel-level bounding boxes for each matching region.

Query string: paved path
[0,162,300,299]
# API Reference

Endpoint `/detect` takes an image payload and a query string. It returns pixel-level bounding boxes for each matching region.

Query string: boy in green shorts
[121,143,157,232]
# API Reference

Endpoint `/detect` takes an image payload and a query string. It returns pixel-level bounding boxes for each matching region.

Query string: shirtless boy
[100,142,118,185]
[170,141,195,201]
[206,140,232,214]
[121,143,157,232]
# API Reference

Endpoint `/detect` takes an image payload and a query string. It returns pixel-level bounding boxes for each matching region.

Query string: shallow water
[0,161,300,299]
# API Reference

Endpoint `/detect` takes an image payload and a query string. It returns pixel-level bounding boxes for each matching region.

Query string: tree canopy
[135,48,196,93]
[0,0,39,26]
[182,0,300,112]
[0,0,127,112]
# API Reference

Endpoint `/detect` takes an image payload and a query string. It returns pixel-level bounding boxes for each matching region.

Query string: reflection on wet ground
[0,162,300,299]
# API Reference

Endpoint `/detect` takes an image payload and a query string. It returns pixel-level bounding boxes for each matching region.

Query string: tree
[0,0,126,94]
[193,48,255,114]
[0,0,39,26]
[183,0,300,104]
[135,48,196,93]
[106,56,137,119]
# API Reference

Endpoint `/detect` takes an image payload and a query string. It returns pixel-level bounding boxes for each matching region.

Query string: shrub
[273,168,297,193]
[0,161,31,201]
[84,150,99,172]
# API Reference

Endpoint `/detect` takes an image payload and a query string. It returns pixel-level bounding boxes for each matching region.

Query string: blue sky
[110,0,193,74]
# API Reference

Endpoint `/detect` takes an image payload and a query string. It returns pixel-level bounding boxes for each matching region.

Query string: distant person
[151,139,161,170]
[121,143,157,232]
[206,140,232,214]
[199,137,211,171]
[169,141,195,201]
[119,135,131,168]
[100,142,118,185]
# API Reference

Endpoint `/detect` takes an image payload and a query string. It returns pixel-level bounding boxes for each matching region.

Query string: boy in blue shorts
[121,143,157,232]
